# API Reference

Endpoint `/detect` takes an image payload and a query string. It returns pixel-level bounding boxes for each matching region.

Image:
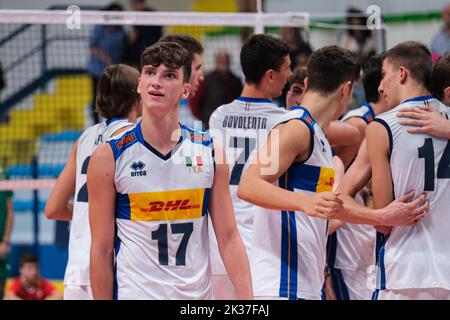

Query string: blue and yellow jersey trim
[285,163,335,193]
[116,188,211,221]
[180,124,213,148]
[362,102,376,123]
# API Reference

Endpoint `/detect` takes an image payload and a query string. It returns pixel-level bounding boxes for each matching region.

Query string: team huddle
[45,33,450,300]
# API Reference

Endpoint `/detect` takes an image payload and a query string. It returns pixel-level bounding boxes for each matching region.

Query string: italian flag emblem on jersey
[185,156,203,167]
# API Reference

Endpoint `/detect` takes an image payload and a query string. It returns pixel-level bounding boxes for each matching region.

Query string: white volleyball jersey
[374,96,450,290]
[341,102,376,124]
[208,97,288,275]
[329,104,377,274]
[251,106,335,300]
[108,122,215,300]
[64,118,133,286]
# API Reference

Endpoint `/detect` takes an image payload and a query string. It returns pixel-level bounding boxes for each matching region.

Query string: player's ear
[137,77,142,94]
[399,66,408,84]
[342,80,353,97]
[303,77,308,90]
[444,86,450,105]
[181,83,192,99]
[266,69,274,82]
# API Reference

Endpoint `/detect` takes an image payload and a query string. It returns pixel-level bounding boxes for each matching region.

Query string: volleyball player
[208,34,291,299]
[45,64,141,299]
[88,42,252,300]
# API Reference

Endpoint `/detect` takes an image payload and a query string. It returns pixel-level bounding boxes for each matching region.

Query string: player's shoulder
[107,125,140,160]
[79,122,103,140]
[275,107,316,132]
[180,124,213,148]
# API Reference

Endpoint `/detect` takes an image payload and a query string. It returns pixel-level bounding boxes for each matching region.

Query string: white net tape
[0,9,310,29]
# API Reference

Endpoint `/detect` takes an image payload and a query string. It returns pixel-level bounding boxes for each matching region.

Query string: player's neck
[300,92,338,129]
[371,100,389,115]
[240,84,273,100]
[398,84,431,104]
[140,109,181,153]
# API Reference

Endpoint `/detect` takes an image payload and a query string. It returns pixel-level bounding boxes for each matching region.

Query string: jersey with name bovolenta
[374,96,450,291]
[208,97,288,275]
[330,103,376,273]
[251,106,335,300]
[65,118,133,286]
[108,122,214,300]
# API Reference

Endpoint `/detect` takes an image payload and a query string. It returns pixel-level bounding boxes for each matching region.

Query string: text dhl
[140,199,200,213]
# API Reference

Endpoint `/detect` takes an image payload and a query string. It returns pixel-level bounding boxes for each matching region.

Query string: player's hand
[302,192,344,219]
[380,191,429,226]
[397,106,450,138]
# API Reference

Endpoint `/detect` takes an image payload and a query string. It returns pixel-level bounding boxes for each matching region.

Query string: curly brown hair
[140,41,192,83]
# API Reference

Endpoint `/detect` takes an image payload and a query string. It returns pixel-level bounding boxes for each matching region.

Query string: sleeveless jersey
[374,96,450,290]
[341,102,376,124]
[64,118,133,286]
[251,106,335,299]
[108,122,215,299]
[208,97,288,275]
[329,103,377,274]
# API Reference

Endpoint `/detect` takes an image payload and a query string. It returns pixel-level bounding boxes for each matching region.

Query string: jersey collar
[402,95,434,104]
[237,96,273,103]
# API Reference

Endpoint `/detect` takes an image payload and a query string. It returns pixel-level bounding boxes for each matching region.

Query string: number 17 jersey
[108,122,215,299]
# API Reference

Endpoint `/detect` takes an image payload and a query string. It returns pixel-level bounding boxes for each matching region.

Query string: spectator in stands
[281,27,313,70]
[87,3,127,124]
[338,7,376,66]
[0,168,13,300]
[190,50,242,129]
[6,253,62,300]
[275,27,312,108]
[431,3,450,62]
[123,0,162,70]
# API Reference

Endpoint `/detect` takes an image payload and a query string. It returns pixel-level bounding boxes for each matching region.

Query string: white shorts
[340,268,372,300]
[64,284,93,300]
[253,296,289,300]
[374,288,450,300]
[212,274,238,300]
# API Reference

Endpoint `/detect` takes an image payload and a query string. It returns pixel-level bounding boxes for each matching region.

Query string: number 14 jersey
[374,96,450,290]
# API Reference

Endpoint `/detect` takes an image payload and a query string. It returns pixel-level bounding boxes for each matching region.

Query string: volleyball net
[0,8,312,192]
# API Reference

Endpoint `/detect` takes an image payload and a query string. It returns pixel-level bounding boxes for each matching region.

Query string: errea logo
[130,161,146,177]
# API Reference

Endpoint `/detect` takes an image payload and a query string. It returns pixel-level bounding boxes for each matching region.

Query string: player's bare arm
[209,142,253,300]
[366,121,397,234]
[332,117,366,169]
[397,106,450,139]
[88,143,116,300]
[336,140,428,226]
[238,120,343,219]
[325,120,361,148]
[44,141,78,221]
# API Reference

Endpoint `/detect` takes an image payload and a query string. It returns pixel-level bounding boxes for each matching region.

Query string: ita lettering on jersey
[186,155,203,174]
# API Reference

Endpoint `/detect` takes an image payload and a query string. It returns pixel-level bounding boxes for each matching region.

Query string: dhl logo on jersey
[315,167,335,192]
[128,188,209,221]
